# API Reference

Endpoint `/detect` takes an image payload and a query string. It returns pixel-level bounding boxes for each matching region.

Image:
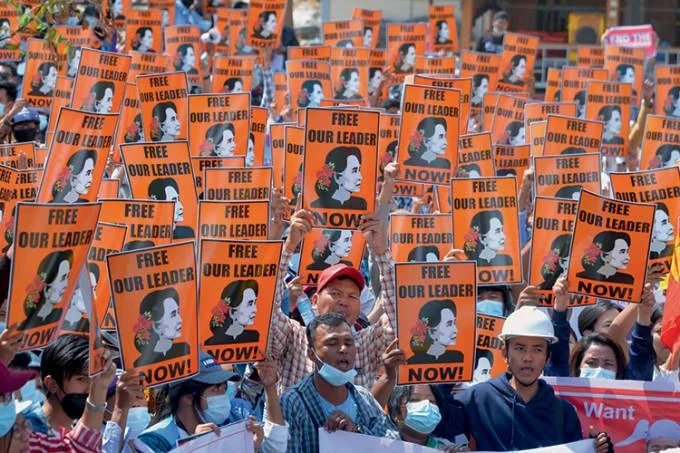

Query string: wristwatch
[86,397,107,413]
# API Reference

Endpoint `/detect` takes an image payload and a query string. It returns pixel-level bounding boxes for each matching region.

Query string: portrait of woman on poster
[377,140,396,182]
[66,47,82,79]
[236,27,256,55]
[252,11,277,40]
[50,149,97,204]
[471,74,489,108]
[652,144,680,168]
[663,86,680,118]
[538,234,571,291]
[335,68,362,100]
[599,105,624,145]
[205,279,260,345]
[109,0,124,20]
[499,121,525,146]
[246,133,255,167]
[404,117,451,169]
[297,79,324,108]
[577,231,634,284]
[88,262,100,300]
[311,146,367,210]
[649,202,674,259]
[62,285,89,333]
[306,229,354,271]
[20,250,73,331]
[459,163,481,178]
[336,39,354,48]
[173,44,198,75]
[407,299,464,365]
[560,147,586,155]
[464,209,513,267]
[472,348,494,384]
[394,43,416,74]
[150,101,181,142]
[131,27,155,53]
[29,62,58,97]
[81,81,115,114]
[0,19,10,49]
[501,54,527,86]
[362,27,373,48]
[223,77,243,94]
[133,287,190,367]
[615,64,637,98]
[435,20,452,45]
[202,122,236,157]
[407,245,440,263]
[124,113,144,143]
[148,177,194,240]
[368,68,382,97]
[289,163,302,207]
[574,91,586,119]
[555,185,583,201]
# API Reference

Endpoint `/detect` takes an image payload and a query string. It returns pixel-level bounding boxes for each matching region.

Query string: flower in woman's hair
[503,62,513,78]
[131,37,140,49]
[31,72,42,88]
[410,318,429,347]
[2,215,14,232]
[541,248,561,274]
[211,298,231,327]
[296,89,308,106]
[379,152,393,172]
[292,172,303,194]
[500,130,510,145]
[393,53,404,71]
[125,122,139,142]
[149,118,161,141]
[334,80,345,96]
[314,234,330,255]
[54,166,73,192]
[649,157,662,169]
[463,226,480,252]
[408,130,424,154]
[25,272,47,311]
[81,92,96,111]
[315,162,335,192]
[253,23,262,35]
[199,140,214,156]
[134,312,153,346]
[583,242,602,266]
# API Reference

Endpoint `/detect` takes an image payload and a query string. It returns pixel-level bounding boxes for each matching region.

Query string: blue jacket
[435,373,582,450]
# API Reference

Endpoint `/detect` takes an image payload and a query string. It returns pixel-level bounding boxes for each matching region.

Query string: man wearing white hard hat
[434,306,614,452]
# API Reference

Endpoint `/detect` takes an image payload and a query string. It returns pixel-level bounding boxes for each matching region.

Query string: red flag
[660,216,680,360]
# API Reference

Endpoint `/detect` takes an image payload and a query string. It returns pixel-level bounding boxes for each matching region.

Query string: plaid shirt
[280,373,399,453]
[267,251,397,390]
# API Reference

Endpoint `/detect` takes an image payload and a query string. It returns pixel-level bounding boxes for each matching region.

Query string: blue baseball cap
[12,107,39,124]
[194,351,240,385]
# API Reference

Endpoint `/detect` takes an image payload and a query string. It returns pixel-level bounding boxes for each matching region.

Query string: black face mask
[61,393,88,419]
[12,127,37,143]
[181,0,193,7]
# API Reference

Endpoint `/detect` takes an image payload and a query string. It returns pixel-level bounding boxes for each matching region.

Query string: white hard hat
[498,306,557,344]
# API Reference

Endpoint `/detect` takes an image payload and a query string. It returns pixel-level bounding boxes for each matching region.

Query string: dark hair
[398,43,415,56]
[136,287,180,352]
[478,285,515,314]
[173,44,194,70]
[88,262,100,283]
[465,210,504,259]
[655,202,669,223]
[32,62,56,91]
[407,245,440,262]
[258,11,276,24]
[475,348,494,367]
[664,87,680,115]
[148,177,179,200]
[598,105,621,123]
[386,384,444,424]
[224,77,242,92]
[496,169,516,177]
[554,185,582,199]
[204,122,235,156]
[125,113,143,143]
[51,149,98,200]
[655,144,680,166]
[154,377,213,424]
[337,68,359,96]
[24,250,74,317]
[410,299,457,353]
[210,279,258,334]
[570,332,626,379]
[436,20,448,35]
[504,55,526,79]
[577,300,621,335]
[0,81,17,103]
[580,230,631,273]
[315,146,362,200]
[123,240,155,251]
[151,101,178,141]
[40,334,88,394]
[574,90,586,106]
[85,81,115,111]
[561,147,586,155]
[132,27,153,50]
[411,117,447,158]
[306,312,352,347]
[369,67,381,80]
[472,74,489,91]
[502,121,524,144]
[311,229,351,262]
[615,64,634,80]
[336,39,354,48]
[298,80,322,107]
[540,234,571,288]
[460,163,481,175]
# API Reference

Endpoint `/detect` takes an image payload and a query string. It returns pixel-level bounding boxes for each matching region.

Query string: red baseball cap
[316,264,365,293]
[0,361,36,394]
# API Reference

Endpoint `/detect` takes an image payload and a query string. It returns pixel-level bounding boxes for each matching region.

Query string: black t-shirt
[476,34,504,54]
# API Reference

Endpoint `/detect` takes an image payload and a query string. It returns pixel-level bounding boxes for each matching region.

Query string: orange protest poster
[191,156,245,198]
[47,77,74,133]
[543,114,604,156]
[386,23,427,76]
[36,108,118,204]
[250,106,268,167]
[211,56,255,94]
[99,199,175,250]
[395,261,476,384]
[284,125,304,209]
[88,294,106,376]
[0,143,35,169]
[286,59,332,113]
[107,242,199,385]
[529,120,547,157]
[585,80,632,157]
[164,26,202,87]
[428,4,458,54]
[474,314,506,384]
[273,72,288,117]
[269,122,291,187]
[577,47,605,68]
[544,68,561,102]
[390,214,453,263]
[323,20,363,48]
[458,132,496,177]
[97,179,119,199]
[214,9,230,55]
[246,0,287,51]
[494,144,530,178]
[288,46,331,61]
[654,66,680,117]
[450,176,522,284]
[297,228,365,286]
[490,94,527,145]
[0,168,43,256]
[105,0,132,29]
[188,93,251,160]
[125,10,164,54]
[482,92,500,131]
[434,185,452,214]
[605,45,644,104]
[330,47,369,101]
[113,84,143,161]
[87,222,127,328]
[149,1,174,23]
[129,52,170,80]
[228,8,255,57]
[0,7,20,61]
[204,167,272,201]
[524,102,577,130]
[0,166,15,223]
[368,49,386,97]
[460,51,500,109]
[397,84,460,185]
[414,57,456,76]
[567,190,655,303]
[496,33,539,93]
[610,167,680,274]
[377,113,399,181]
[137,72,189,142]
[120,141,197,241]
[198,200,269,240]
[534,153,601,200]
[70,48,131,114]
[199,239,282,363]
[55,28,93,76]
[413,76,471,134]
[352,8,381,48]
[7,202,101,350]
[22,39,59,109]
[640,115,680,170]
[302,108,379,229]
[561,67,609,118]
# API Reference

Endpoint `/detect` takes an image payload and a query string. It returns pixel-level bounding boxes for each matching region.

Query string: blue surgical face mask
[404,400,442,434]
[579,367,616,380]
[226,381,238,401]
[20,380,45,406]
[477,299,504,317]
[0,322,6,333]
[313,351,357,387]
[0,103,5,116]
[125,406,151,440]
[0,398,16,437]
[201,393,231,425]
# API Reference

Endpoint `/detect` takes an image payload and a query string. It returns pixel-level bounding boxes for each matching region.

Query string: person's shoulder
[280,375,312,406]
[137,416,178,452]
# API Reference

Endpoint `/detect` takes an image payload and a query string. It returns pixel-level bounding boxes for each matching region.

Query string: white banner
[168,421,254,453]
